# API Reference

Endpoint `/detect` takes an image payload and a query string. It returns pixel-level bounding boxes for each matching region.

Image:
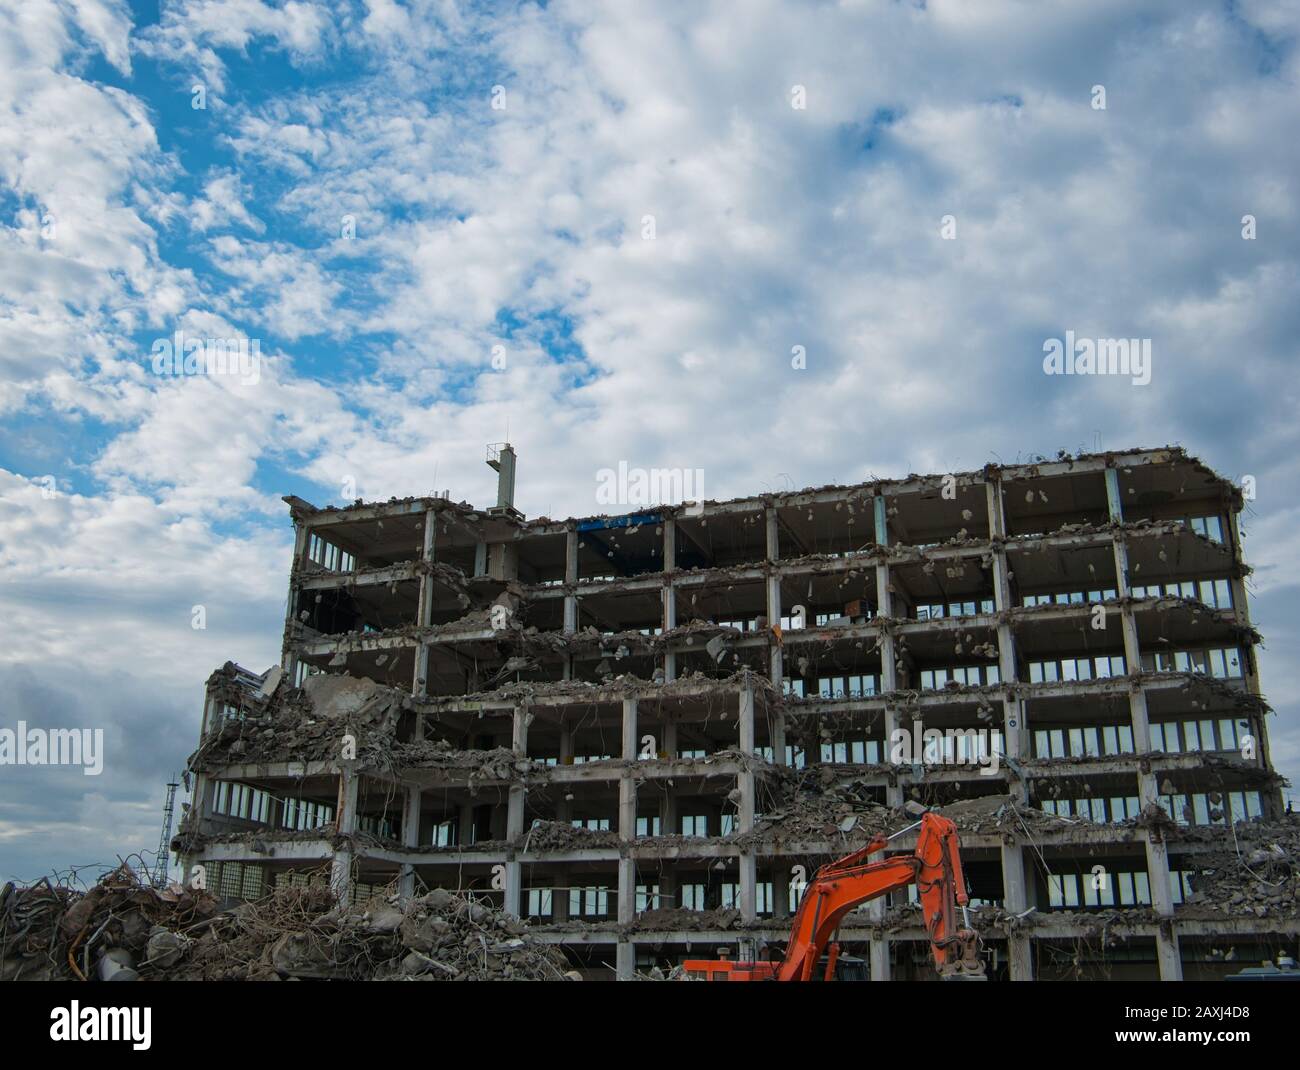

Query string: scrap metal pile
[1,867,573,981]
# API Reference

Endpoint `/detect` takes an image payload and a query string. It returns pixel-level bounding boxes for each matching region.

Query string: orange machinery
[682,811,985,981]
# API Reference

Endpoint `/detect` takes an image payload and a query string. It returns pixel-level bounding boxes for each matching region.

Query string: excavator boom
[683,811,984,981]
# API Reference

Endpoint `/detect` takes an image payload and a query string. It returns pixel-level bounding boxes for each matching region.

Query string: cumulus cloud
[2,0,1299,879]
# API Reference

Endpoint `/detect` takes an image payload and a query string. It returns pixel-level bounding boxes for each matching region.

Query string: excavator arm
[682,811,984,980]
[776,810,983,980]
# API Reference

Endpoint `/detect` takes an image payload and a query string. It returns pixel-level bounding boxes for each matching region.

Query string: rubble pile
[390,741,532,780]
[733,767,893,846]
[1,869,573,981]
[521,619,743,661]
[192,670,409,771]
[0,866,216,982]
[737,770,1080,847]
[194,671,536,786]
[630,906,741,932]
[521,820,621,851]
[1182,815,1300,919]
[937,793,1086,836]
[477,666,776,704]
[738,791,894,845]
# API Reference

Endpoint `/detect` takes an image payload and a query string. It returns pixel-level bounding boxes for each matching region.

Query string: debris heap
[1,868,573,981]
[1183,815,1300,919]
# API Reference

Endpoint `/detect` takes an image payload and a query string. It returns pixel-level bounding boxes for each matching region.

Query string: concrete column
[659,791,678,838]
[619,777,637,845]
[398,784,422,899]
[331,766,359,904]
[662,580,678,682]
[505,791,525,916]
[766,573,783,685]
[616,939,636,980]
[1113,532,1160,806]
[659,719,678,835]
[178,771,210,887]
[335,766,359,835]
[1104,467,1124,524]
[621,697,638,763]
[866,898,891,981]
[875,495,895,654]
[1145,833,1183,980]
[563,528,578,635]
[488,541,519,581]
[875,561,892,620]
[883,707,903,808]
[330,849,354,906]
[281,521,311,677]
[739,853,758,924]
[556,721,574,824]
[772,868,789,917]
[618,697,638,933]
[738,687,757,922]
[402,786,422,844]
[618,707,639,951]
[1224,509,1274,797]
[766,503,784,688]
[1002,697,1027,807]
[986,479,1023,780]
[199,691,216,739]
[1108,475,1135,802]
[738,689,756,758]
[503,825,523,916]
[412,507,437,695]
[662,519,678,682]
[985,477,1007,540]
[658,869,677,912]
[1121,617,1159,804]
[876,532,904,807]
[504,703,529,915]
[1000,844,1033,979]
[992,567,1017,681]
[662,519,677,689]
[770,710,787,765]
[512,704,530,756]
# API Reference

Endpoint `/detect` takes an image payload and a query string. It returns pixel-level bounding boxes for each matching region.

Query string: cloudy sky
[1,0,1297,883]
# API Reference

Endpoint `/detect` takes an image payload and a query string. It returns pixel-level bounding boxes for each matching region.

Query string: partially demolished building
[176,445,1298,980]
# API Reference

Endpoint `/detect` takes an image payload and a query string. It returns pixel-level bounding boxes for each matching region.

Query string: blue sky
[1,0,1299,882]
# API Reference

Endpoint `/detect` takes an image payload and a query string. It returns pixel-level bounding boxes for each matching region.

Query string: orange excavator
[682,810,985,981]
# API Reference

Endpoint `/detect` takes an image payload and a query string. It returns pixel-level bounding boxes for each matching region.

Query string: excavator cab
[825,951,869,981]
[683,944,870,981]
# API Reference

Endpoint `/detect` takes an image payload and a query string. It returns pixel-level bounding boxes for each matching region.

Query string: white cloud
[5,0,1300,875]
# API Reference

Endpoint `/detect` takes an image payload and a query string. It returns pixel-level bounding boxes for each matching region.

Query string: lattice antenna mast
[152,775,180,888]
